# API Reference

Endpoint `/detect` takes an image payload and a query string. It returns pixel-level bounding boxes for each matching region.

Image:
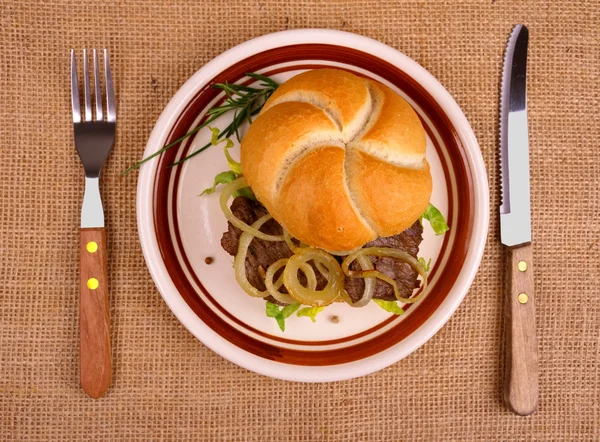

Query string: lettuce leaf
[210,127,242,174]
[200,128,255,199]
[373,299,405,316]
[281,303,301,318]
[266,301,301,331]
[420,203,449,235]
[418,257,431,273]
[199,170,237,196]
[297,306,324,322]
[234,186,256,200]
[199,170,255,199]
[265,302,281,317]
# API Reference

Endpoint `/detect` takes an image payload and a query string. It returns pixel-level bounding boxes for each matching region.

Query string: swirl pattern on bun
[241,69,432,251]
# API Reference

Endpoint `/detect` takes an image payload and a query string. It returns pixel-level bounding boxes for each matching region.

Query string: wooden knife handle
[79,228,111,398]
[504,244,538,415]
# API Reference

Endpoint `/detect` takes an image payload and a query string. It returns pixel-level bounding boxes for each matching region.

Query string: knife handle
[79,227,111,398]
[504,243,538,415]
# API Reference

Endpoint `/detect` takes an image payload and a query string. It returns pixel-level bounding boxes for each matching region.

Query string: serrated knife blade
[500,24,531,247]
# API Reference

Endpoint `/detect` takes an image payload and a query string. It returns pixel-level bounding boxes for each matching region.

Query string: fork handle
[79,227,111,398]
[504,244,538,415]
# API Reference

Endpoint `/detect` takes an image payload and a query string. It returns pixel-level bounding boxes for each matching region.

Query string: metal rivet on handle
[87,278,99,290]
[517,260,528,272]
[86,241,98,253]
[518,293,528,304]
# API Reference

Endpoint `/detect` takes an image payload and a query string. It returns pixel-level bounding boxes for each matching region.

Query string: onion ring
[220,177,283,242]
[234,214,284,298]
[264,259,296,304]
[342,247,428,304]
[282,247,344,306]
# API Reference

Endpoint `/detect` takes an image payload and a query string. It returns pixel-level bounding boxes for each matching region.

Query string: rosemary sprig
[122,72,278,175]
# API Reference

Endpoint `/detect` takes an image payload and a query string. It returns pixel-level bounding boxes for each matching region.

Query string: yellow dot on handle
[517,260,527,272]
[86,241,98,253]
[87,278,99,290]
[518,293,528,304]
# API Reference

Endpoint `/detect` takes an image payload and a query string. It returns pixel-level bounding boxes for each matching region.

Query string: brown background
[1,1,599,440]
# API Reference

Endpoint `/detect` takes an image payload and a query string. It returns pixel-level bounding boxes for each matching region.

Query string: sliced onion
[340,254,376,308]
[282,230,374,307]
[220,177,283,242]
[299,262,318,291]
[283,229,298,253]
[265,259,296,304]
[231,197,424,307]
[283,247,344,307]
[326,247,362,256]
[342,247,428,304]
[282,230,315,256]
[264,259,318,304]
[314,261,330,280]
[234,214,278,298]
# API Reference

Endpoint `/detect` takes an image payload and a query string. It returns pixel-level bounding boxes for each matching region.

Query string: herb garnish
[122,73,278,175]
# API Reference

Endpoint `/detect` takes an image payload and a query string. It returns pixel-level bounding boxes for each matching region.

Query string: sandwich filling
[221,196,423,305]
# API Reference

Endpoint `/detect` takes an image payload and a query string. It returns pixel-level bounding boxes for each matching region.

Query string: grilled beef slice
[343,224,423,302]
[221,196,423,303]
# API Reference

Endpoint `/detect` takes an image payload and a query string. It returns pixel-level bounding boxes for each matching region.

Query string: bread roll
[240,69,432,251]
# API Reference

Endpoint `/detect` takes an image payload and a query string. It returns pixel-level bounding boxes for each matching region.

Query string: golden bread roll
[240,68,432,251]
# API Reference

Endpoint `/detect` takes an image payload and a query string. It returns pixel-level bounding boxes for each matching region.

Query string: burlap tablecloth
[1,1,599,440]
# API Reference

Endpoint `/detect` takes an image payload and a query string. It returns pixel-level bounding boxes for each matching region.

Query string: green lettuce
[234,186,255,200]
[199,128,255,199]
[418,257,431,272]
[297,306,325,323]
[420,203,449,235]
[373,299,405,316]
[266,302,301,332]
[210,127,242,174]
[199,170,237,195]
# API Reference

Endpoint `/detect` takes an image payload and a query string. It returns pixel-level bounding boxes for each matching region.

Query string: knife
[500,24,538,416]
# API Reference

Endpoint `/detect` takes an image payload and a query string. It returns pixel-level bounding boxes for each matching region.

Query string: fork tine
[82,49,92,121]
[70,49,81,123]
[93,49,103,121]
[104,49,116,122]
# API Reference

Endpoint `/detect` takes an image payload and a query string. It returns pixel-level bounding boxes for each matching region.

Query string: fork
[70,48,116,399]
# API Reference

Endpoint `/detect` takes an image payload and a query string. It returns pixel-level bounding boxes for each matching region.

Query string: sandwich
[211,69,447,327]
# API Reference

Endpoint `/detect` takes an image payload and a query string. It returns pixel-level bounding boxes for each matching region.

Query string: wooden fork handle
[504,244,538,415]
[79,227,111,398]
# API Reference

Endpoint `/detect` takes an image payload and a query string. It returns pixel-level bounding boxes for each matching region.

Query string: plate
[137,29,489,382]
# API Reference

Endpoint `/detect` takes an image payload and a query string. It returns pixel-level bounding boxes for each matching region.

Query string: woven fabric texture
[1,1,599,440]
